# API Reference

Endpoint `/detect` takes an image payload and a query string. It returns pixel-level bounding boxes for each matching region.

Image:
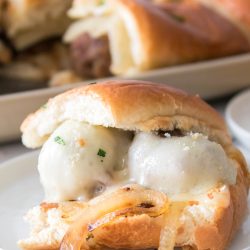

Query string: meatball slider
[0,0,72,90]
[63,0,250,79]
[2,0,71,50]
[19,81,249,250]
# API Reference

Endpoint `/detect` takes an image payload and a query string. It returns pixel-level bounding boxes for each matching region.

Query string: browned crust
[216,0,250,28]
[21,80,232,148]
[194,159,248,250]
[116,0,250,70]
[195,0,250,37]
[79,81,224,128]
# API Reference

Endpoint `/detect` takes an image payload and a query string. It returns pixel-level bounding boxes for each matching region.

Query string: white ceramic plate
[226,89,250,150]
[0,151,249,250]
[1,53,250,143]
[0,151,42,250]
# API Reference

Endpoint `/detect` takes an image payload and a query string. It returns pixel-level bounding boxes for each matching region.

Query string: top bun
[196,0,250,42]
[21,80,231,148]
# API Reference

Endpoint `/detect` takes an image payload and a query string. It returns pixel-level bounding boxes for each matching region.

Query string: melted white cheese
[39,121,237,203]
[128,132,236,196]
[38,120,131,202]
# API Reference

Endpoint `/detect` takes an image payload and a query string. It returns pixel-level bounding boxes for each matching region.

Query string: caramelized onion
[159,202,187,250]
[60,184,169,250]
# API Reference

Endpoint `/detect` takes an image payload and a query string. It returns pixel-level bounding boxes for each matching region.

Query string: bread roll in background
[1,0,250,89]
[195,0,250,42]
[64,0,250,79]
[2,0,72,50]
[0,0,73,91]
[19,81,249,250]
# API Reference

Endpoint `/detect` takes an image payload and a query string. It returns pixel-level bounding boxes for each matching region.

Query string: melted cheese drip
[128,132,237,196]
[38,120,131,202]
[39,121,236,206]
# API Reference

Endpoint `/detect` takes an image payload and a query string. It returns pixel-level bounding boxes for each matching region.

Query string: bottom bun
[18,160,248,250]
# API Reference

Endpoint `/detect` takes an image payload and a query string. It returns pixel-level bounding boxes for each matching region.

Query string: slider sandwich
[19,81,249,250]
[60,0,250,82]
[0,0,72,89]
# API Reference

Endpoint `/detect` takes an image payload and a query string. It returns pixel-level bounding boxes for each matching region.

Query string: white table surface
[0,95,249,165]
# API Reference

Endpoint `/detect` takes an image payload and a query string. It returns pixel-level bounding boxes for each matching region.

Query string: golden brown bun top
[21,80,231,148]
[67,0,250,75]
[197,0,250,26]
[195,0,250,41]
[111,0,250,72]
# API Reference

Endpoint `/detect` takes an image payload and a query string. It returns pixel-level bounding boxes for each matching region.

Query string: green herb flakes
[97,148,106,157]
[54,136,66,145]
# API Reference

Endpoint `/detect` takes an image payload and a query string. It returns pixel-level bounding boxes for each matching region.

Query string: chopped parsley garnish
[97,148,106,157]
[54,136,66,145]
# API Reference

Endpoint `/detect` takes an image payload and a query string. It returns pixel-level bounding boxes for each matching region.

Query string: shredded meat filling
[70,33,112,79]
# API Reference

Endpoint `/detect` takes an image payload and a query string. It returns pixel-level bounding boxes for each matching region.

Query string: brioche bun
[21,80,231,148]
[19,81,249,250]
[65,0,250,76]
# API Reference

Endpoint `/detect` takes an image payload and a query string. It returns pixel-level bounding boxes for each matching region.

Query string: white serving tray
[1,53,250,143]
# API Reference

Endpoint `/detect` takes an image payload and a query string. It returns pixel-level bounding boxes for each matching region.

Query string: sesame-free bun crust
[21,80,231,149]
[19,80,249,250]
[115,0,249,69]
[108,0,250,74]
[196,0,250,42]
[64,0,250,76]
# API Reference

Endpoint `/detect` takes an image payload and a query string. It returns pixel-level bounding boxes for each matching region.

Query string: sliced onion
[60,184,169,250]
[159,202,187,250]
[88,203,164,233]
